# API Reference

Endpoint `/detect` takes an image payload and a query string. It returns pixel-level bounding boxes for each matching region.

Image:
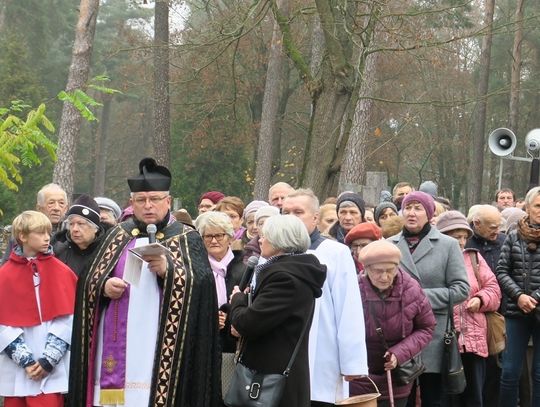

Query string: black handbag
[442,295,467,395]
[393,353,425,385]
[370,303,425,386]
[223,303,314,407]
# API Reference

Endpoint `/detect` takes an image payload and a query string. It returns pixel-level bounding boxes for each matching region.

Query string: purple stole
[98,239,136,405]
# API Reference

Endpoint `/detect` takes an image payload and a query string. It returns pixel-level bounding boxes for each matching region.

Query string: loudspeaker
[525,129,540,152]
[488,128,517,157]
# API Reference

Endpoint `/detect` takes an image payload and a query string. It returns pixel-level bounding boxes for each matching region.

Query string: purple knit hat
[402,191,435,220]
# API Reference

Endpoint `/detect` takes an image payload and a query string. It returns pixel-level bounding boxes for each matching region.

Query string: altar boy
[0,211,77,407]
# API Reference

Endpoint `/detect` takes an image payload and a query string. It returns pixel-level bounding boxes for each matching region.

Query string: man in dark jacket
[465,204,508,407]
[466,204,505,273]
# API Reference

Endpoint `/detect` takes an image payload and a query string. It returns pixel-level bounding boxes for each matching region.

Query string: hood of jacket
[260,253,326,298]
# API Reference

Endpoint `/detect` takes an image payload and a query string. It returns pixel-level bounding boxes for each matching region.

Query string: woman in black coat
[53,194,105,277]
[229,214,326,407]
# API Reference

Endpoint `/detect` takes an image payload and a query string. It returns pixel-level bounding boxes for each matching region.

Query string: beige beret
[358,240,402,267]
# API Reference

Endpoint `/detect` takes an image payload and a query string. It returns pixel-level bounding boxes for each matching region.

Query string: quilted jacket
[454,249,501,357]
[496,229,540,318]
[350,269,435,401]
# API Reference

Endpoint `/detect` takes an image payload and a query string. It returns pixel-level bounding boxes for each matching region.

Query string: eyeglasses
[132,195,169,206]
[368,266,398,277]
[203,233,227,243]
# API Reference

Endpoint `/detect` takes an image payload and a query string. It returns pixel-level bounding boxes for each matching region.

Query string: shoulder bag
[443,294,466,395]
[223,302,314,407]
[469,251,506,355]
[369,303,425,386]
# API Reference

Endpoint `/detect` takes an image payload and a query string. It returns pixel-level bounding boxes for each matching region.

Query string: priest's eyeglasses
[203,233,227,243]
[132,195,169,206]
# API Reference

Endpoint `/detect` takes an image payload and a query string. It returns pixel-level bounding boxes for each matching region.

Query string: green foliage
[57,76,122,121]
[0,102,57,216]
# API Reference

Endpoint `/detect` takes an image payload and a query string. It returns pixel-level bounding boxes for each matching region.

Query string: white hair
[194,211,234,237]
[525,186,540,207]
[262,214,310,253]
[36,183,68,206]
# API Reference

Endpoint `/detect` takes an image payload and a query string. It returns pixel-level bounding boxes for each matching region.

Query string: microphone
[147,224,157,244]
[238,255,260,291]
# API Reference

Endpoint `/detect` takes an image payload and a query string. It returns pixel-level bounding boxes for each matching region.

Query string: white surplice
[93,237,161,407]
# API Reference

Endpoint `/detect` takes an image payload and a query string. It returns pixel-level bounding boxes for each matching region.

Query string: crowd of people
[0,160,539,407]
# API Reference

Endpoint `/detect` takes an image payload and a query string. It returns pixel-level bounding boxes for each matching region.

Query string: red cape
[0,251,77,327]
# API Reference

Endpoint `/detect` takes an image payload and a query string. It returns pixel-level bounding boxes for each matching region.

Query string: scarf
[208,248,235,307]
[518,216,540,251]
[402,223,431,253]
[233,227,246,241]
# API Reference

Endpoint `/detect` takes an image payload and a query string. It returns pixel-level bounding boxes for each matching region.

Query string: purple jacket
[350,269,436,401]
[454,249,501,357]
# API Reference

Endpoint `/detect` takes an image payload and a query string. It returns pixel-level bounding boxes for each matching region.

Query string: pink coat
[453,249,501,358]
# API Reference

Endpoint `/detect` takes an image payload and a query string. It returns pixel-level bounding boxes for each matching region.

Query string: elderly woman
[374,201,398,227]
[229,215,326,407]
[194,211,244,393]
[344,222,382,275]
[242,200,269,245]
[53,194,105,277]
[436,210,501,407]
[496,186,540,407]
[389,191,469,406]
[350,240,436,407]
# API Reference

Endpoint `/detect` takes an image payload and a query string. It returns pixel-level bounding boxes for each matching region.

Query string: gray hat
[255,206,280,223]
[436,210,473,238]
[374,202,398,226]
[95,197,122,220]
[419,181,438,197]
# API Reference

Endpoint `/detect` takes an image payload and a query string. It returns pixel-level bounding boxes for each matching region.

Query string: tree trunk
[298,0,355,197]
[53,0,100,198]
[93,95,112,196]
[309,14,324,77]
[253,0,289,200]
[338,51,379,191]
[467,0,495,207]
[338,1,384,192]
[502,0,525,190]
[153,0,170,167]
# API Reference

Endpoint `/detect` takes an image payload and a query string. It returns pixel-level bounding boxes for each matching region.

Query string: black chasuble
[68,218,221,407]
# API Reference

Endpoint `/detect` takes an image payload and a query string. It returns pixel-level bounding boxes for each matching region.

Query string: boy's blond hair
[12,210,52,244]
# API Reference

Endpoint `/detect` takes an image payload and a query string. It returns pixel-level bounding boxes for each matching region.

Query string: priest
[68,158,221,407]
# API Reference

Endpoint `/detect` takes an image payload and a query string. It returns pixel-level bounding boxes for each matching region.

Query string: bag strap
[468,251,481,285]
[283,301,315,376]
[238,301,315,377]
[446,293,455,332]
[368,302,390,349]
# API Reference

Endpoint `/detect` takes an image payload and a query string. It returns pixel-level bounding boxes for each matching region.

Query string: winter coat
[53,227,105,277]
[454,249,501,357]
[230,254,327,407]
[389,226,470,373]
[350,269,436,401]
[496,229,540,318]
